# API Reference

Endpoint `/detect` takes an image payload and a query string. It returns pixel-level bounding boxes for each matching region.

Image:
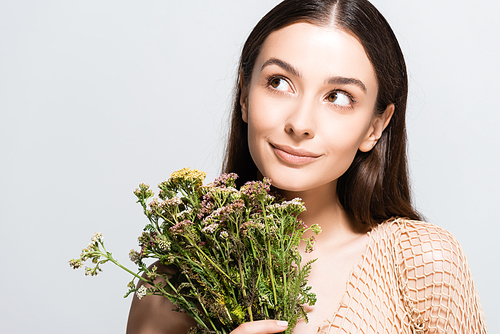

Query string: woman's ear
[359,103,395,152]
[239,72,249,123]
[240,92,249,123]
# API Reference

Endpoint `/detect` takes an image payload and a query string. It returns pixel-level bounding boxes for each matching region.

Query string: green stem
[238,257,253,321]
[261,202,278,307]
[179,188,198,208]
[106,254,150,283]
[187,236,236,285]
[184,275,219,333]
[155,211,176,227]
[158,275,209,330]
[99,249,210,329]
[281,229,288,316]
[98,242,149,283]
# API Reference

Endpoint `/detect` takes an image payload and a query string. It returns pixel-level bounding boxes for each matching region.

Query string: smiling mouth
[271,143,321,165]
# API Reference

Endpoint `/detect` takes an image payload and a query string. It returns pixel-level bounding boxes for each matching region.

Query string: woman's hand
[230,320,289,334]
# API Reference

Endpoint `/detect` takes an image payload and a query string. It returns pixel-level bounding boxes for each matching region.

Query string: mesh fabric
[320,218,487,333]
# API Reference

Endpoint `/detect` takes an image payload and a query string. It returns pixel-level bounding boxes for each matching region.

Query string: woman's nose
[284,97,316,139]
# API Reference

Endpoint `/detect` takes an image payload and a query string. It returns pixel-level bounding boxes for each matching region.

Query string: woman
[127,0,487,333]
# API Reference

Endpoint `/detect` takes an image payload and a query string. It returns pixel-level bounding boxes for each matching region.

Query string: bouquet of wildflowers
[69,168,320,334]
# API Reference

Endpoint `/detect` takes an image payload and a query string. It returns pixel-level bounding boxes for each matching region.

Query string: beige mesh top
[320,218,487,334]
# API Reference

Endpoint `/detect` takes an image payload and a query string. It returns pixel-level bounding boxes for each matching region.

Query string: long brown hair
[223,0,422,228]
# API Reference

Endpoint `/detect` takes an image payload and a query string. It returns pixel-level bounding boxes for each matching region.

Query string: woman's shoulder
[373,217,462,251]
[370,217,468,274]
[373,220,487,332]
[377,218,476,302]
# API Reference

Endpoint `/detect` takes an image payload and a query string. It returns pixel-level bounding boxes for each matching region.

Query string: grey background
[0,0,498,333]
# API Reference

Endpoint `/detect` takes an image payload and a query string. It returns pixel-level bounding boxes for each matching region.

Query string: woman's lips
[271,143,321,165]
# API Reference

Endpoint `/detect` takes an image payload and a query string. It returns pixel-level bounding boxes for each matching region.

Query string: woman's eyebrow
[327,76,367,92]
[261,58,301,77]
[261,57,367,93]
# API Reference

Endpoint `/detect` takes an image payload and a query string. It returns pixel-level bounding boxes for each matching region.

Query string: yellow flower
[231,305,245,321]
[217,295,226,306]
[170,168,206,187]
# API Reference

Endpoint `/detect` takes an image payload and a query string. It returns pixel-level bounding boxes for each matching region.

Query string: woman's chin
[267,177,336,197]
[257,165,339,196]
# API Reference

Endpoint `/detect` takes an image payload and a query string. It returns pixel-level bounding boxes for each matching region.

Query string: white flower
[91,232,102,243]
[168,196,182,205]
[161,196,182,208]
[202,223,219,234]
[176,208,193,219]
[157,238,171,251]
[136,285,147,300]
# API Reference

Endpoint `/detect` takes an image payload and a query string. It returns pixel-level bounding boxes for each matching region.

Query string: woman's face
[241,22,392,194]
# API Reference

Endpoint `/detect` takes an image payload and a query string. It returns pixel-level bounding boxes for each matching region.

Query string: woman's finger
[231,320,289,334]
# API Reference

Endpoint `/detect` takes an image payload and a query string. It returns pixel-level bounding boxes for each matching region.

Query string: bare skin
[126,265,197,334]
[127,22,393,334]
[286,187,370,333]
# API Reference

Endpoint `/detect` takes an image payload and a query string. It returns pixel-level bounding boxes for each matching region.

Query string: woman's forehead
[255,22,378,95]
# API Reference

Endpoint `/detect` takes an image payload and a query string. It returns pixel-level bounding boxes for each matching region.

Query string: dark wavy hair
[223,0,422,228]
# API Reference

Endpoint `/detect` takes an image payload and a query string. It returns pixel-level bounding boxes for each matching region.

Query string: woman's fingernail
[276,320,288,327]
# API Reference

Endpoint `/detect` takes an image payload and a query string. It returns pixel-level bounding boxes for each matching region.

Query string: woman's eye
[327,91,351,106]
[269,77,292,92]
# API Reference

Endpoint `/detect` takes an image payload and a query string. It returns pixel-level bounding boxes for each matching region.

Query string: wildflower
[231,305,245,321]
[134,183,154,199]
[204,199,245,225]
[146,265,159,280]
[230,191,242,202]
[240,178,271,203]
[259,294,273,307]
[69,169,318,334]
[85,266,101,276]
[138,232,154,246]
[305,236,316,253]
[240,221,265,235]
[68,259,83,269]
[155,235,171,251]
[160,253,176,265]
[198,195,215,219]
[169,168,206,188]
[265,194,275,201]
[283,198,306,212]
[149,198,160,212]
[176,207,193,220]
[213,173,239,188]
[136,285,147,300]
[297,219,307,229]
[202,216,215,226]
[91,232,103,243]
[161,196,182,207]
[230,199,245,211]
[268,198,306,215]
[216,295,226,306]
[201,223,219,234]
[167,254,175,263]
[214,186,239,197]
[310,224,322,235]
[169,220,194,234]
[129,249,142,265]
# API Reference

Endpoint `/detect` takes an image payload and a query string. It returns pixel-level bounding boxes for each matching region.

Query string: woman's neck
[281,181,367,246]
